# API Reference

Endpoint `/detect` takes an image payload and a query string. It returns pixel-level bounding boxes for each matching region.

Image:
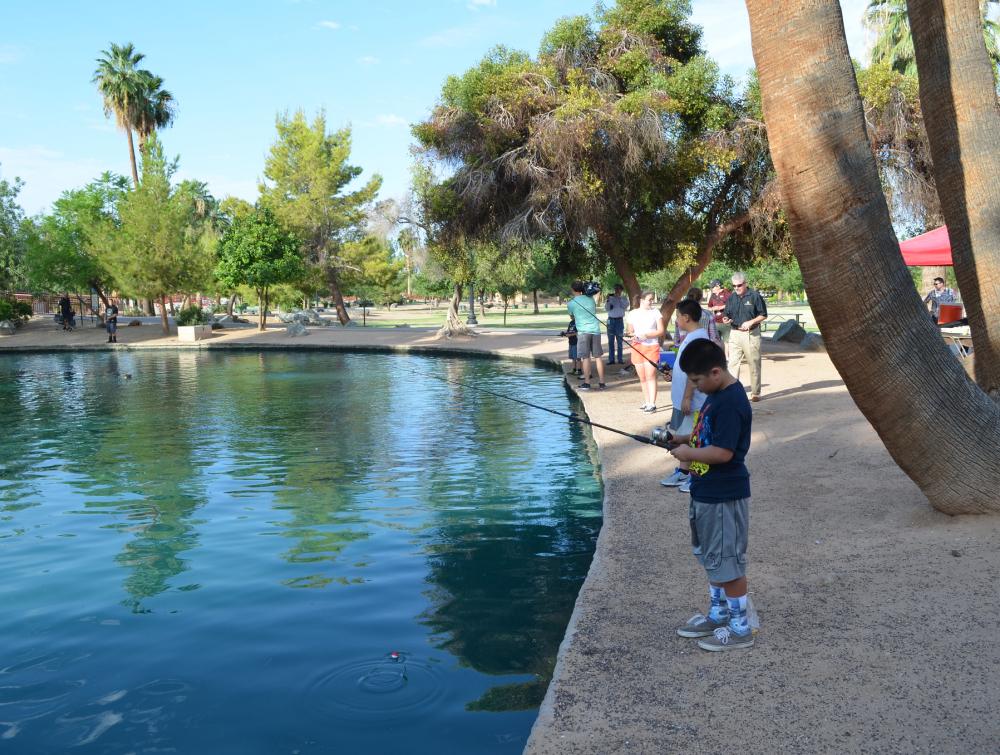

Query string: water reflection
[0,351,602,751]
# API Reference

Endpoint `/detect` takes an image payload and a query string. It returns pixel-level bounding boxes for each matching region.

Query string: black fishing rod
[413,365,662,448]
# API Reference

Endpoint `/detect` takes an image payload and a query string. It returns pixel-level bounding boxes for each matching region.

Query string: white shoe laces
[713,627,732,644]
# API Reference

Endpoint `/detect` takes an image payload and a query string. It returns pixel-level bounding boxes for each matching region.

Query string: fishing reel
[582,281,602,297]
[650,426,675,448]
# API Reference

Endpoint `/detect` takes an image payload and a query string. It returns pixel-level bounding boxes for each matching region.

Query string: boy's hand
[680,397,691,414]
[670,445,693,462]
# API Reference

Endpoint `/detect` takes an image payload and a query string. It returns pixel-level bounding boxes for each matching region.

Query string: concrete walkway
[3,316,998,753]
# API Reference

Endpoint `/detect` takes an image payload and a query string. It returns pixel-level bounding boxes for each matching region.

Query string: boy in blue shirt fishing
[667,339,756,651]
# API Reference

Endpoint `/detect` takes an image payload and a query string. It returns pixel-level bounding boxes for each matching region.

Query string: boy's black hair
[676,299,702,322]
[571,280,584,293]
[679,338,727,374]
[933,276,946,284]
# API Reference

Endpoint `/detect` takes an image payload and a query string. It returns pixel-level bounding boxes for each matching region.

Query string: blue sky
[0,0,869,216]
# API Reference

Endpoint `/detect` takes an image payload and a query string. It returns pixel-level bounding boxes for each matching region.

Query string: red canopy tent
[899,226,952,266]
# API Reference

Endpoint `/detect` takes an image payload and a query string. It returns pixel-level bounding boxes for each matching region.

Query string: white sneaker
[678,476,692,493]
[660,469,686,487]
[643,404,657,413]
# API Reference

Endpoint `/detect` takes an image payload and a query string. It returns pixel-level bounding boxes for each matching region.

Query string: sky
[0,0,870,216]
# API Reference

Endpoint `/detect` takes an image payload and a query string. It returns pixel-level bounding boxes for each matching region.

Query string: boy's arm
[681,378,696,414]
[671,444,734,464]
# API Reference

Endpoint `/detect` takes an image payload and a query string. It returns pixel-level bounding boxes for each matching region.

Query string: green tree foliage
[344,236,406,308]
[20,172,129,300]
[0,168,26,289]
[865,0,1000,78]
[413,0,761,302]
[259,111,382,325]
[96,138,216,333]
[216,206,303,330]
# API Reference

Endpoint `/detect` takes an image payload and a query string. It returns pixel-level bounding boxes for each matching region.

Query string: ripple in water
[303,652,447,721]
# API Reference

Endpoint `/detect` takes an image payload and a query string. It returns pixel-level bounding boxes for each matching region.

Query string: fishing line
[410,363,660,447]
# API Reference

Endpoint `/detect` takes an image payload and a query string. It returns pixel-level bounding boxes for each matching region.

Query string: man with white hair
[721,272,768,402]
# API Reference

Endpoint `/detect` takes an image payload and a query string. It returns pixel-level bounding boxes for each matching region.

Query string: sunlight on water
[0,351,602,752]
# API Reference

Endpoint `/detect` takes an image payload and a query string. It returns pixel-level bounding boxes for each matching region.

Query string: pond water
[0,351,602,753]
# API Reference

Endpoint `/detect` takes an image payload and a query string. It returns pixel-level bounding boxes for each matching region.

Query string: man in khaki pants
[721,272,768,401]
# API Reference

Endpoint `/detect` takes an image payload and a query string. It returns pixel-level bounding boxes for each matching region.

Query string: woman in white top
[626,291,666,412]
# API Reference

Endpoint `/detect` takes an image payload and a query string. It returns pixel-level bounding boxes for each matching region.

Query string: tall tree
[216,206,304,331]
[413,2,753,304]
[908,0,1000,397]
[259,111,381,325]
[21,172,129,307]
[97,138,216,334]
[865,0,1000,77]
[0,168,26,290]
[744,0,1000,513]
[93,43,175,187]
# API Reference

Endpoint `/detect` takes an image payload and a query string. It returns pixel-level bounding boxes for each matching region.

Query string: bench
[760,313,804,332]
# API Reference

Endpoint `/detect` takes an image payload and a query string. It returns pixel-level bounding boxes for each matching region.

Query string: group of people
[56,293,119,342]
[561,273,765,651]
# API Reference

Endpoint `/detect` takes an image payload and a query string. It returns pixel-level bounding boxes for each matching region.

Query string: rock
[800,333,825,351]
[213,314,233,324]
[286,321,308,337]
[772,319,807,344]
[211,322,225,330]
[0,320,15,336]
[276,312,295,323]
[394,323,411,328]
[303,309,325,325]
[344,320,361,327]
[128,320,142,327]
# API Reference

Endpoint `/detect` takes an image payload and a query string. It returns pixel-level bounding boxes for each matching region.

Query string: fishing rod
[412,364,665,448]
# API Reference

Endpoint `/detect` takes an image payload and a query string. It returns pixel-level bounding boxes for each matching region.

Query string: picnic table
[760,313,804,332]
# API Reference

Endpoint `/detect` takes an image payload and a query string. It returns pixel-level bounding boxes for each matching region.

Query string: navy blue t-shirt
[688,382,752,502]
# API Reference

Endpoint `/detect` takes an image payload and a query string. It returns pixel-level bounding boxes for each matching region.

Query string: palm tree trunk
[907,0,1000,399]
[127,129,140,187]
[745,0,1000,513]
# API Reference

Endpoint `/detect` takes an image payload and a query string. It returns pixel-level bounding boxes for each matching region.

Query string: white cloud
[358,55,380,65]
[317,20,341,30]
[467,0,496,10]
[376,114,408,127]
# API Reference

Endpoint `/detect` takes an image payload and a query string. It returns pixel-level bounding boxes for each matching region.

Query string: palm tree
[744,0,1000,513]
[865,0,1000,76]
[135,72,176,149]
[92,43,147,187]
[92,43,175,187]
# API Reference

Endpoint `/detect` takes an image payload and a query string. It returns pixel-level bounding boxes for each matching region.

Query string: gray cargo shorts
[577,333,603,359]
[689,497,749,583]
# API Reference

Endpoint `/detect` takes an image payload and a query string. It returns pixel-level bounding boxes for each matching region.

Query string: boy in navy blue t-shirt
[667,339,755,651]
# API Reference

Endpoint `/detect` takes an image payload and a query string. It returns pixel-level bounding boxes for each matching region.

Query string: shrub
[0,299,13,322]
[175,305,210,326]
[13,301,33,321]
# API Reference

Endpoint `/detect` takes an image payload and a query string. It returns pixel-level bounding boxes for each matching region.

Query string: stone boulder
[286,321,308,337]
[128,320,142,327]
[800,333,825,351]
[302,309,326,325]
[276,312,295,323]
[772,319,807,344]
[0,320,16,336]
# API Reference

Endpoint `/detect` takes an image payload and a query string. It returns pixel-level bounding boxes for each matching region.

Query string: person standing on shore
[707,279,732,355]
[105,301,119,343]
[626,291,665,412]
[922,277,956,321]
[669,339,756,651]
[605,283,629,366]
[721,272,767,402]
[59,293,73,331]
[567,281,606,391]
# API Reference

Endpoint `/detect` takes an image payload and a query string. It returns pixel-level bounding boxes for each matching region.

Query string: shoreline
[4,318,999,752]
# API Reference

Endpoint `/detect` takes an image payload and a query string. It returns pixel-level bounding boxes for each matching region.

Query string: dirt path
[3,316,997,753]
